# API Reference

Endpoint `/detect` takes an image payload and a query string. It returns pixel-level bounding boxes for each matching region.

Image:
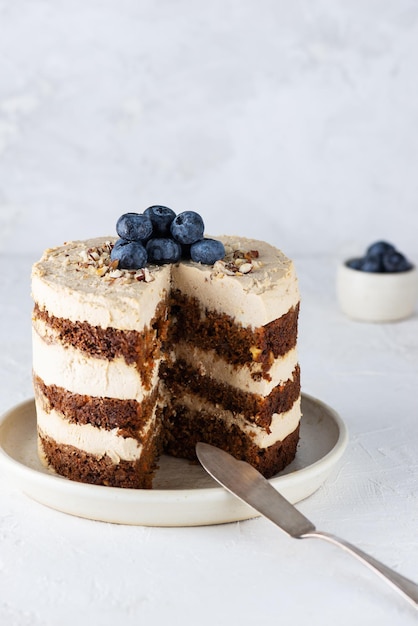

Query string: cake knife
[196,442,418,608]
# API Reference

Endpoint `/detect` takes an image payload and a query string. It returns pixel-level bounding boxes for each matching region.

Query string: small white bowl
[337,262,418,322]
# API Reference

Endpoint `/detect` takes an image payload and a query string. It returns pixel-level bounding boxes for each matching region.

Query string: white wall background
[1,0,417,259]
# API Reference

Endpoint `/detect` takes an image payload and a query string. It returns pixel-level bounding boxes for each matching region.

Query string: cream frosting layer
[32,236,299,331]
[32,238,172,332]
[36,404,146,463]
[172,235,299,327]
[32,327,159,401]
[173,341,299,394]
[172,391,302,448]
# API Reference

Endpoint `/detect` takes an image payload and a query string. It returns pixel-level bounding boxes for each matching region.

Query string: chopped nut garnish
[73,241,155,284]
[211,246,259,278]
[143,268,154,283]
[239,263,253,274]
[108,269,123,279]
[74,239,259,284]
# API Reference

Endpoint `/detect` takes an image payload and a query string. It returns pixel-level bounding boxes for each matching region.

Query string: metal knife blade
[196,442,315,537]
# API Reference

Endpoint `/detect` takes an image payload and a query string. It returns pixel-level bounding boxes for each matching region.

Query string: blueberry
[110,240,147,269]
[366,241,395,258]
[144,205,176,237]
[190,238,225,265]
[346,257,364,271]
[170,211,205,245]
[112,238,126,251]
[346,240,414,274]
[361,254,382,273]
[382,250,413,272]
[146,238,182,264]
[116,213,153,242]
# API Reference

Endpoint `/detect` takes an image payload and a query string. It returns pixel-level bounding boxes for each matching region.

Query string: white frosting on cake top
[32,238,171,332]
[172,235,299,327]
[32,235,299,330]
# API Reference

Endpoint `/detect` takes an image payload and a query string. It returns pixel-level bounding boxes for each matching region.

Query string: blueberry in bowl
[338,241,417,322]
[346,240,414,274]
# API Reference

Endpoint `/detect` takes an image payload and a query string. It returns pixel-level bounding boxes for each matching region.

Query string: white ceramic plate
[0,393,348,526]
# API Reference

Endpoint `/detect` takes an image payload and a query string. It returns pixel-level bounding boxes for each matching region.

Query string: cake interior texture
[31,236,301,488]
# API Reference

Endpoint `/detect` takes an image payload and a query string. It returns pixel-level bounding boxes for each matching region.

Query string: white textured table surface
[1,0,418,623]
[0,253,417,625]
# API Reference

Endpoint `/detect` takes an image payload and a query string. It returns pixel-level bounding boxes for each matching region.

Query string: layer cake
[32,235,301,488]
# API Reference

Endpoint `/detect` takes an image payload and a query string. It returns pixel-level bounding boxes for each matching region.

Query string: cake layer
[33,289,299,388]
[38,430,161,488]
[32,236,299,331]
[33,299,168,388]
[31,238,172,332]
[33,374,157,433]
[171,235,300,327]
[163,401,300,479]
[37,404,145,463]
[163,390,301,449]
[170,290,299,371]
[160,361,301,428]
[173,342,299,395]
[36,378,163,488]
[32,328,159,401]
[33,294,298,377]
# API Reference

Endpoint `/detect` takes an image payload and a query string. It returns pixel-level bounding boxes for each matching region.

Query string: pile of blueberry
[346,241,414,273]
[110,206,225,270]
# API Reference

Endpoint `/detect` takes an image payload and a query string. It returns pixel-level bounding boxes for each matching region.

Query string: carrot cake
[31,209,301,488]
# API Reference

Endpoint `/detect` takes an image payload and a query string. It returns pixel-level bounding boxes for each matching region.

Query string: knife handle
[303,530,418,608]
